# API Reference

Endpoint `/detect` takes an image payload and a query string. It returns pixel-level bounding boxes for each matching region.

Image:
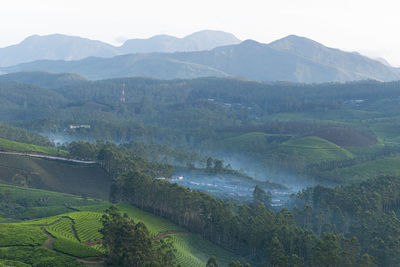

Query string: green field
[0,183,106,220]
[0,185,240,266]
[219,133,354,167]
[45,213,104,258]
[77,203,184,235]
[321,156,400,182]
[217,132,291,151]
[277,136,354,164]
[2,206,239,266]
[0,153,111,199]
[0,224,47,246]
[172,234,240,267]
[0,137,68,156]
[68,212,103,242]
[0,247,81,267]
[0,216,82,266]
[0,259,31,267]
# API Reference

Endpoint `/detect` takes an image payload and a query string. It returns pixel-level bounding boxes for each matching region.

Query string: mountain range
[0,30,240,67]
[1,31,399,83]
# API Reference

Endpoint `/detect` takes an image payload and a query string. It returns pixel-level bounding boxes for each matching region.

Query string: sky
[1,0,400,66]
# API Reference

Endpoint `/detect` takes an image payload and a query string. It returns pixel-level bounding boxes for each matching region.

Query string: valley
[1,34,400,266]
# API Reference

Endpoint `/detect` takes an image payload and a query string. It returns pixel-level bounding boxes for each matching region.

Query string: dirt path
[86,240,102,246]
[76,258,105,266]
[42,228,55,249]
[42,226,104,266]
[152,231,189,241]
[0,151,97,164]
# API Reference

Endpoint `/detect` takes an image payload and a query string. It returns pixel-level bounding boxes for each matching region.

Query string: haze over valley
[2,1,400,266]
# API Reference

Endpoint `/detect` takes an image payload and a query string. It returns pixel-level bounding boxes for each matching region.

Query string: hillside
[1,55,229,80]
[318,156,400,183]
[0,34,119,67]
[0,183,104,220]
[0,71,88,88]
[0,122,53,146]
[0,137,67,156]
[268,35,400,81]
[0,80,68,121]
[0,184,240,267]
[217,133,354,172]
[0,72,397,183]
[278,136,354,164]
[0,153,110,198]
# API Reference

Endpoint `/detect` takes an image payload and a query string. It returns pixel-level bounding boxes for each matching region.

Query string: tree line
[110,170,376,266]
[291,175,400,266]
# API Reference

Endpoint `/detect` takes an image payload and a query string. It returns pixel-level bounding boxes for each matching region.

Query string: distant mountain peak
[269,34,326,50]
[1,32,399,83]
[22,33,91,42]
[240,39,262,45]
[280,34,314,41]
[184,30,240,41]
[375,57,392,67]
[0,30,242,67]
[120,30,241,54]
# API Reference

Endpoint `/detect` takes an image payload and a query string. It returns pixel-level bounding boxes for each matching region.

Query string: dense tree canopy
[100,205,176,267]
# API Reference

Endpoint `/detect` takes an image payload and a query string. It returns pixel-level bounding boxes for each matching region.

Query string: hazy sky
[1,0,400,66]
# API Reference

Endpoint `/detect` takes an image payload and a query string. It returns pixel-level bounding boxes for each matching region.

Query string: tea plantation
[0,184,239,266]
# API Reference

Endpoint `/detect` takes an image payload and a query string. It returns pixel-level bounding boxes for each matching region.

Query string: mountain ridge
[1,33,399,83]
[0,30,241,67]
[268,35,399,81]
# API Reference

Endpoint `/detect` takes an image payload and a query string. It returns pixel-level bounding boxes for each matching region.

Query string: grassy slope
[78,203,240,266]
[0,183,104,219]
[0,201,82,266]
[0,137,68,156]
[0,259,31,267]
[279,136,354,163]
[172,234,238,267]
[219,132,354,165]
[0,224,47,246]
[321,156,400,182]
[218,132,292,150]
[0,185,239,266]
[0,153,111,199]
[77,203,184,235]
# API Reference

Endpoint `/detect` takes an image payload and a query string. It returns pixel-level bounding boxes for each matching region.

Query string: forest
[2,72,400,265]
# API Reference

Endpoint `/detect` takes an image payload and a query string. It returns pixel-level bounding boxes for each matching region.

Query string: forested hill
[2,36,399,82]
[0,71,87,88]
[0,122,53,147]
[4,72,400,184]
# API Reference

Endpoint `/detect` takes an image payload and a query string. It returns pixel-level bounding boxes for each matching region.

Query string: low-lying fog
[41,132,316,207]
[170,170,293,207]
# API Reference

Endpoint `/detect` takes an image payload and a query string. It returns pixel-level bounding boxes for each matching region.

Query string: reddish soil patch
[152,231,189,241]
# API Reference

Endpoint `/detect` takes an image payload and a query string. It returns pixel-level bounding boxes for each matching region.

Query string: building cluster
[69,125,91,130]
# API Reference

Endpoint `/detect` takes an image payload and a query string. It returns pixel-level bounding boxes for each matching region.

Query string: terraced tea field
[69,212,103,242]
[0,224,47,246]
[43,212,104,257]
[0,220,81,266]
[47,217,77,240]
[0,137,68,156]
[172,234,239,267]
[0,185,241,266]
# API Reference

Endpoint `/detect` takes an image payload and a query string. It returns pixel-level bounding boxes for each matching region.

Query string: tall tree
[206,256,219,267]
[100,205,176,267]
